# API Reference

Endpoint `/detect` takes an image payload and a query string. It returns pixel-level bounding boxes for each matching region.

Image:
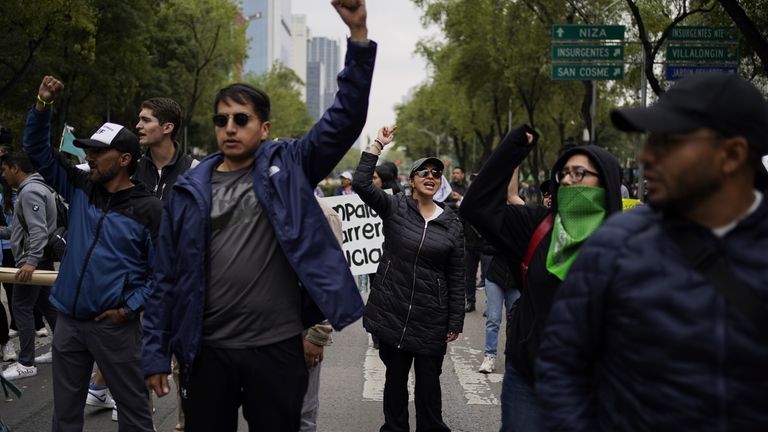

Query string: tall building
[306,62,325,120]
[240,0,293,76]
[289,14,309,100]
[306,37,340,120]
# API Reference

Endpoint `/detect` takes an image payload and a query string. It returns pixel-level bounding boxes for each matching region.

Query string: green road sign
[668,26,737,41]
[551,44,624,61]
[666,45,739,62]
[551,64,624,81]
[552,24,625,41]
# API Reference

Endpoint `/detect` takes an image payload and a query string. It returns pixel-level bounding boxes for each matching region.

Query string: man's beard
[91,163,121,184]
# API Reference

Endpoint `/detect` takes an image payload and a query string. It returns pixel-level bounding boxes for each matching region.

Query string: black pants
[378,342,450,432]
[2,249,45,333]
[13,260,57,366]
[52,313,153,432]
[464,251,491,304]
[181,335,308,432]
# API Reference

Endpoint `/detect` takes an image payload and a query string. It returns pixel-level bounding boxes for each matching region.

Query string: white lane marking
[362,335,414,401]
[449,344,503,405]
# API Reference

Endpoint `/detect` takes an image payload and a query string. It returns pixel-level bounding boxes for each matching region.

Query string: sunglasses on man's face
[414,169,442,178]
[212,112,252,128]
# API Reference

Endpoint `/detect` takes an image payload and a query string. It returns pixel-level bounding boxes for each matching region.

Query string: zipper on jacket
[72,195,111,318]
[381,260,391,287]
[119,273,130,306]
[716,297,726,432]
[397,220,429,349]
[437,279,443,307]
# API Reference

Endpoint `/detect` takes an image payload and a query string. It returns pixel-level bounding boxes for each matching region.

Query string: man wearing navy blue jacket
[24,75,161,431]
[142,1,374,431]
[537,73,768,431]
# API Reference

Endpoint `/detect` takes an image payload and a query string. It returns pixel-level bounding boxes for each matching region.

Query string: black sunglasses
[212,113,251,128]
[414,169,442,178]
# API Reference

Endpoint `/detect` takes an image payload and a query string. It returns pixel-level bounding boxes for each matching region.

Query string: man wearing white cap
[21,75,161,431]
[334,170,355,195]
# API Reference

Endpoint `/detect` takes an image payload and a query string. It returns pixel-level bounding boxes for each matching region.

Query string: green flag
[60,124,85,161]
[1,373,22,399]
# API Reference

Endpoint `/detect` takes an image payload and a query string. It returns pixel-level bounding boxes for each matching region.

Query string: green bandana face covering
[546,186,607,280]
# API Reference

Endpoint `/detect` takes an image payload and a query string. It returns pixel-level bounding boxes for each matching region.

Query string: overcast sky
[291,0,438,146]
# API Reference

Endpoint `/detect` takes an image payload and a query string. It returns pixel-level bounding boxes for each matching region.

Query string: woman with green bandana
[460,126,622,432]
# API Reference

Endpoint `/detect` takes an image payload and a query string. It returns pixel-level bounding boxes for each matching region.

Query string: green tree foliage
[244,63,314,141]
[0,0,246,156]
[141,0,247,154]
[400,0,766,187]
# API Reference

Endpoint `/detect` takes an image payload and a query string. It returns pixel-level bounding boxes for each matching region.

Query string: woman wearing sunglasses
[352,126,465,432]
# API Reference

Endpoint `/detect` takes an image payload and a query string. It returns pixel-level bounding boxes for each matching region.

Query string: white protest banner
[320,193,387,275]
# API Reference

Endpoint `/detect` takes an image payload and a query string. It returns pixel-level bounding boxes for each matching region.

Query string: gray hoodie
[1,173,57,267]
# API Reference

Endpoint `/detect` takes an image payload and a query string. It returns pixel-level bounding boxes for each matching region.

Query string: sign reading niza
[552,25,625,41]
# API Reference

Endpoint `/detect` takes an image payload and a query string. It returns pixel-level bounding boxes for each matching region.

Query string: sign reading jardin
[667,45,738,62]
[666,65,738,80]
[551,44,624,61]
[552,25,625,41]
[668,26,736,41]
[551,64,624,81]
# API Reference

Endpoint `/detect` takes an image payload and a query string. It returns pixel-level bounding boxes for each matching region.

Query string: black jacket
[353,152,465,356]
[133,144,196,202]
[460,125,622,383]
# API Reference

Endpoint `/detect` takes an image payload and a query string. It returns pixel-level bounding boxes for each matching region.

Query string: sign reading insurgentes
[668,26,737,41]
[551,44,624,61]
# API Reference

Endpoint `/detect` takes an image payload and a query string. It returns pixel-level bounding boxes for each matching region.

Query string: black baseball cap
[409,157,444,178]
[74,122,141,161]
[611,73,768,155]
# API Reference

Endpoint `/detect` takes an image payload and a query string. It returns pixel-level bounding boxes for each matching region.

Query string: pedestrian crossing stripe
[361,336,503,405]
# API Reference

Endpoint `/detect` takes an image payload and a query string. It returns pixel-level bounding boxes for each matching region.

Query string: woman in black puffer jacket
[353,126,465,432]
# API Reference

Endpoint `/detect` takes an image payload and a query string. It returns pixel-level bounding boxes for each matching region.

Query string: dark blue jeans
[500,362,543,432]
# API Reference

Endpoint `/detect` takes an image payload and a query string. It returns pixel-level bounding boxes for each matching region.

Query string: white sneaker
[34,350,53,364]
[2,362,37,380]
[2,343,16,361]
[8,329,18,338]
[86,388,116,408]
[36,328,49,337]
[478,355,496,374]
[112,405,118,422]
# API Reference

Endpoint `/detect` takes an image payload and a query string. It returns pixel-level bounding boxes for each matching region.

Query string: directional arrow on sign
[556,27,564,38]
[613,48,621,57]
[613,67,622,77]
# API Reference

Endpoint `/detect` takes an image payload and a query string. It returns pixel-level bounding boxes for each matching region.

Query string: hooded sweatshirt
[460,125,622,383]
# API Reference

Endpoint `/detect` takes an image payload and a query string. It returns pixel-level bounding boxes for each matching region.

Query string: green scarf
[546,186,607,280]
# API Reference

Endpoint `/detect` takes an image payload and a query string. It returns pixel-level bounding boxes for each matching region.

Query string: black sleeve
[460,125,550,263]
[352,152,398,218]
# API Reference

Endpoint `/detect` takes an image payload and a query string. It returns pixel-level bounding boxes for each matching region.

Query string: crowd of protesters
[2,0,768,430]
